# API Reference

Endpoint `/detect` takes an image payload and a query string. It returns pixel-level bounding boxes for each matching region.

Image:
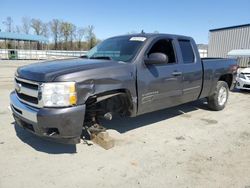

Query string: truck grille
[15,78,38,90]
[15,77,40,107]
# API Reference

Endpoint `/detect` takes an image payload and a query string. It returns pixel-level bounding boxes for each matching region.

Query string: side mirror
[144,53,169,65]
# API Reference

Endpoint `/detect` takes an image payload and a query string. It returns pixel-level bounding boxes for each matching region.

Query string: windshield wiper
[90,56,112,60]
[79,55,88,59]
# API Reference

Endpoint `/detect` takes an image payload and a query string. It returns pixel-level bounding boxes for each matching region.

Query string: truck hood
[17,58,128,82]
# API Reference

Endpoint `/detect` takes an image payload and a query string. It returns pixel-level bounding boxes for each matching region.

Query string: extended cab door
[137,37,184,115]
[176,38,203,103]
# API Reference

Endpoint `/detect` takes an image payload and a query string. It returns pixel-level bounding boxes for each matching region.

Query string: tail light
[230,64,239,74]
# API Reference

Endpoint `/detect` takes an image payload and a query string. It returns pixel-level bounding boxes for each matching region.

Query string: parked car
[10,33,238,144]
[236,68,250,90]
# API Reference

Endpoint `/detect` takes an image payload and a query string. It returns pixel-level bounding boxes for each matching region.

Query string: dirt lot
[0,60,250,188]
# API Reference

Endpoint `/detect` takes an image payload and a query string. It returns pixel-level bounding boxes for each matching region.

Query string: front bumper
[236,78,250,90]
[10,91,86,144]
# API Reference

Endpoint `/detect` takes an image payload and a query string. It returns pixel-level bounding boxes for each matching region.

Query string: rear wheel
[207,81,229,111]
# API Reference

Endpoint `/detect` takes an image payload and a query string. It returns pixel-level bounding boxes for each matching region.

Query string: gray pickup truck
[10,34,238,144]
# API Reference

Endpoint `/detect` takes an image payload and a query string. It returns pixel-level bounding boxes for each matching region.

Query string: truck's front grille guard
[15,77,43,108]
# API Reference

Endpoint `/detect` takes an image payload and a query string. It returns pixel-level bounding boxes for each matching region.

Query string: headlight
[41,82,77,107]
[239,73,246,79]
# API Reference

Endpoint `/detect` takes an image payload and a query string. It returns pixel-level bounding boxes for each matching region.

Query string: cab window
[178,40,195,63]
[148,39,176,64]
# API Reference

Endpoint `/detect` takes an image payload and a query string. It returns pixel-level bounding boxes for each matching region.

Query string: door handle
[172,71,182,76]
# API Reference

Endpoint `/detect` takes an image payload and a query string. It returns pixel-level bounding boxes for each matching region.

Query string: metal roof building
[0,32,48,51]
[208,24,250,67]
[0,32,49,59]
[0,32,48,42]
[228,49,250,57]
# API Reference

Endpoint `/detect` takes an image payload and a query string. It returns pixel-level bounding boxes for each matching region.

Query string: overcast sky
[0,0,249,44]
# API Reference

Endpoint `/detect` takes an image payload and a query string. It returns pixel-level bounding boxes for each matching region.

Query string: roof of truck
[108,33,192,40]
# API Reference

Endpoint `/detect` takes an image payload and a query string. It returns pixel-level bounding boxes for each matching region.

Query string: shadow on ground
[102,99,208,133]
[231,88,250,94]
[14,123,77,154]
[13,99,209,153]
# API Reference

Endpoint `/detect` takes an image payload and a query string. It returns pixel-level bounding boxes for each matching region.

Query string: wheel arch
[218,74,233,89]
[85,88,136,118]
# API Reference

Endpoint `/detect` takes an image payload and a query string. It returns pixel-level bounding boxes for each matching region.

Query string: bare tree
[2,16,13,32]
[60,22,76,50]
[21,17,31,34]
[31,18,43,35]
[14,25,21,33]
[85,25,96,49]
[42,23,49,37]
[76,27,85,50]
[49,19,61,49]
[60,22,70,50]
[0,17,99,51]
[31,19,44,50]
[69,24,76,50]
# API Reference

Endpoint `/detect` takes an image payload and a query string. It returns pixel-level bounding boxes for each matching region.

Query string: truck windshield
[86,36,146,62]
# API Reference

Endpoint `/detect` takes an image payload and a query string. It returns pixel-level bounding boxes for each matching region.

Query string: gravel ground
[0,60,250,188]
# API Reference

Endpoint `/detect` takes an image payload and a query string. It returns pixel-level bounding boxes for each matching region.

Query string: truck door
[177,39,203,103]
[137,38,183,115]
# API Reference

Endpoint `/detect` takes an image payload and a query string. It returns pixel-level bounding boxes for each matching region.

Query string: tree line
[1,16,100,50]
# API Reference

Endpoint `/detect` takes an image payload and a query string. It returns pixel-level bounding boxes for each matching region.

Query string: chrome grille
[15,77,41,108]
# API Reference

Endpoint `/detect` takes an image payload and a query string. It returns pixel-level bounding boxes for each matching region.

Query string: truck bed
[199,58,237,99]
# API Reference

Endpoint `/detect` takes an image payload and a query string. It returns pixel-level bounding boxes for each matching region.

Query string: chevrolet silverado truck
[10,34,238,144]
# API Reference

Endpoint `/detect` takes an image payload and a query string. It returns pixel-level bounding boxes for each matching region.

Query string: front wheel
[207,81,229,111]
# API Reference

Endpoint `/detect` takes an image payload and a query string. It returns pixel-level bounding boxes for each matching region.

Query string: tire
[207,81,229,111]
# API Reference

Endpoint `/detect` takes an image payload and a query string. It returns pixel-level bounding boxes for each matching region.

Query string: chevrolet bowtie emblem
[15,83,22,93]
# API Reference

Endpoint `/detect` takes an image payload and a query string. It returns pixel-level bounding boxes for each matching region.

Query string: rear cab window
[178,40,195,64]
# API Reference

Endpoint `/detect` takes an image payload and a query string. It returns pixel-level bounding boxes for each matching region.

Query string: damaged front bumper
[10,91,86,144]
[236,77,250,90]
